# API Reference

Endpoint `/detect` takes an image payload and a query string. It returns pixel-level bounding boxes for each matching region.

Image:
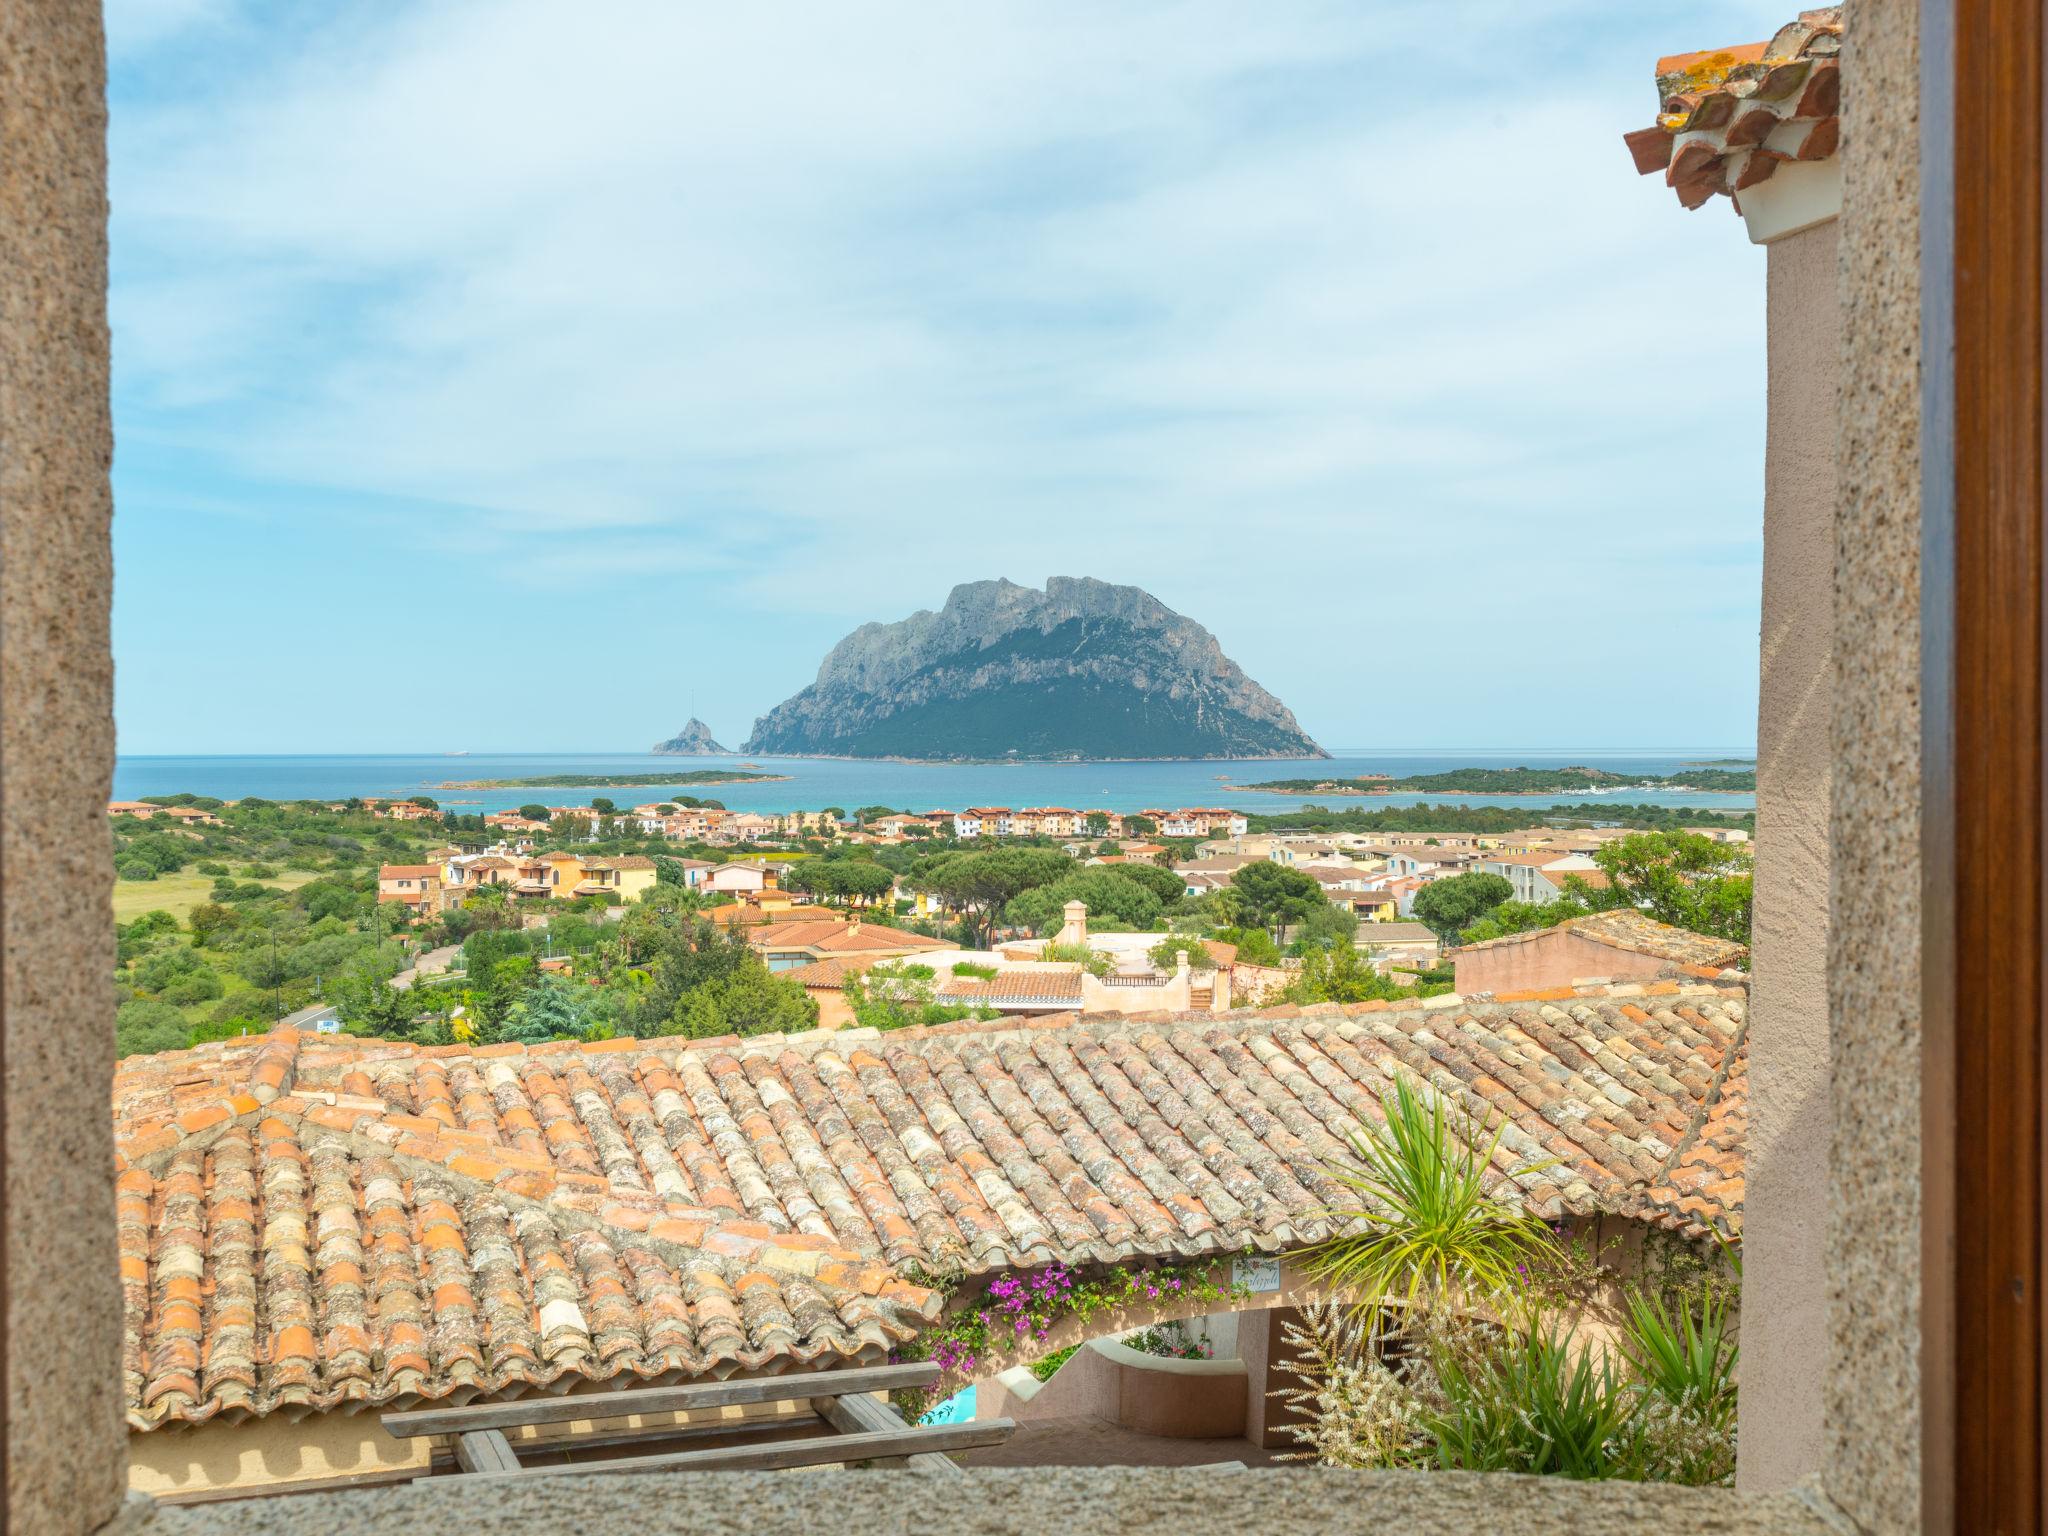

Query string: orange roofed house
[747,917,949,973]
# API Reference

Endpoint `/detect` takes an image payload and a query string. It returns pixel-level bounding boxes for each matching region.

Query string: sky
[107,0,1787,756]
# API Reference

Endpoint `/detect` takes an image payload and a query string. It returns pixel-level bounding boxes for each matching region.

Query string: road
[390,944,462,991]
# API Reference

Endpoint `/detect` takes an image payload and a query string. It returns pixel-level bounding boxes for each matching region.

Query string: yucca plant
[1422,1319,1640,1480]
[1621,1287,1739,1426]
[1306,1075,1556,1318]
[1616,1285,1740,1484]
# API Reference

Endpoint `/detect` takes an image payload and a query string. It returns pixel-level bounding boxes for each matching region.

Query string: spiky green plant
[1421,1319,1640,1480]
[1305,1075,1556,1317]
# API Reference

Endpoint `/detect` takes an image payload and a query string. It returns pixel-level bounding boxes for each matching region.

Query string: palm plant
[1306,1075,1555,1318]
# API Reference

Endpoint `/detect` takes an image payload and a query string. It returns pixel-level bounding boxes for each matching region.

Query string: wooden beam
[440,1419,1016,1481]
[381,1362,941,1440]
[454,1430,520,1475]
[815,1391,966,1474]
[493,1410,816,1467]
[1922,0,2047,1528]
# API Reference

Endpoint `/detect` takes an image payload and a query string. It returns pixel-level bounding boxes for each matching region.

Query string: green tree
[187,901,242,947]
[1291,900,1360,953]
[335,969,417,1037]
[915,849,1073,947]
[1411,872,1515,943]
[1283,941,1421,1005]
[1111,860,1188,906]
[1004,869,1163,935]
[1124,816,1157,836]
[832,861,896,908]
[676,963,817,1038]
[636,917,755,1033]
[1228,862,1327,937]
[841,962,994,1031]
[519,803,549,820]
[1592,833,1753,945]
[503,975,596,1043]
[1211,925,1284,966]
[1457,898,1596,946]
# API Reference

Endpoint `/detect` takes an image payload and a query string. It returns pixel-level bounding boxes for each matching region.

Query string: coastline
[730,751,1334,767]
[431,773,793,790]
[1249,784,1754,798]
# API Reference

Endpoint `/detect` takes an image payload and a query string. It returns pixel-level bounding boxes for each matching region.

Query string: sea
[110,751,1757,817]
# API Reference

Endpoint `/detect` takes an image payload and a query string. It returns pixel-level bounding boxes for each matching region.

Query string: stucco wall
[1451,931,1669,997]
[1738,215,1839,1495]
[1828,0,1922,1528]
[983,1340,1249,1440]
[0,0,128,1529]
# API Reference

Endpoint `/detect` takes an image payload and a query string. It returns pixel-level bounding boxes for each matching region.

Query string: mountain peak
[745,578,1325,762]
[650,718,731,756]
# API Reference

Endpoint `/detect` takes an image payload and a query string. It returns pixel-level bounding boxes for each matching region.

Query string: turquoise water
[920,1385,976,1426]
[110,750,1755,816]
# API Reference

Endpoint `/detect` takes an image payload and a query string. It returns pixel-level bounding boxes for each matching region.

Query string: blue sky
[108,0,1785,755]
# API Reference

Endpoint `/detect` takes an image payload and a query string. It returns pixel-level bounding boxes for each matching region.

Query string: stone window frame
[0,1,1998,1531]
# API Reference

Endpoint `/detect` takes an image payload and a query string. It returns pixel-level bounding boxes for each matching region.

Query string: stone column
[1,0,128,1527]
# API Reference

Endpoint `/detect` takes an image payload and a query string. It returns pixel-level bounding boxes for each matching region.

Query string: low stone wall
[981,1339,1249,1440]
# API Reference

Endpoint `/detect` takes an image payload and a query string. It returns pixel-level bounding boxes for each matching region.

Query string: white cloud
[109,0,1792,750]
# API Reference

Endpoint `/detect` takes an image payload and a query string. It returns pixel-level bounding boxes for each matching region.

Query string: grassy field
[112,868,321,924]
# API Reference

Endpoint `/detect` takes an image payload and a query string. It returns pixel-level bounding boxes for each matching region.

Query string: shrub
[244,862,278,879]
[196,861,230,877]
[115,998,189,1057]
[1121,1320,1212,1360]
[116,858,156,882]
[1042,942,1112,977]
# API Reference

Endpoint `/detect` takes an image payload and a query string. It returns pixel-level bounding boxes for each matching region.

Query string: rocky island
[651,718,731,755]
[743,576,1326,762]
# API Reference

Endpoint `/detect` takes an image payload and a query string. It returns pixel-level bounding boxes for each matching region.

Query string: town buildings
[376,849,659,915]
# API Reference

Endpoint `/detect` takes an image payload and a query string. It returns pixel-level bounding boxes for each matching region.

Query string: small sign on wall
[1233,1257,1281,1293]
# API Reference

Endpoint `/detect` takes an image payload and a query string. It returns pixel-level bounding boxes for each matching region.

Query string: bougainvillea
[890,1257,1251,1418]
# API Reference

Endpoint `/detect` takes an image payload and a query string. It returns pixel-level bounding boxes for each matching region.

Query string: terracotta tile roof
[1453,910,1747,970]
[112,1044,938,1432]
[934,971,1086,1005]
[1543,867,1613,890]
[111,978,1750,1428]
[1624,7,1842,211]
[377,865,439,879]
[750,920,949,955]
[780,955,886,988]
[1357,922,1439,945]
